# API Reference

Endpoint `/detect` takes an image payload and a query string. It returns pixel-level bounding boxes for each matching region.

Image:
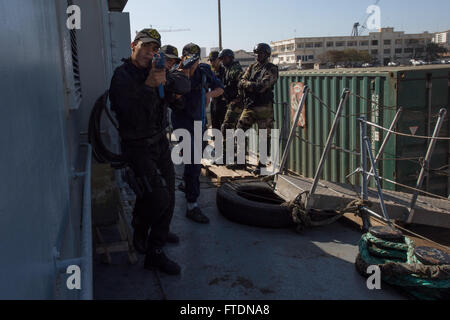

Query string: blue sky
[124,0,450,53]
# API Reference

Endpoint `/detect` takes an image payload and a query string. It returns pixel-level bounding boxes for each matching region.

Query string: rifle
[181,54,200,70]
[154,52,166,99]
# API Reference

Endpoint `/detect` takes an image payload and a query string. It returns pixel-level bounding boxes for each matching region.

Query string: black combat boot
[144,248,181,275]
[186,206,210,224]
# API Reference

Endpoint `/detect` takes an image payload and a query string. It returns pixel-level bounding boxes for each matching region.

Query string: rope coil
[356,232,450,300]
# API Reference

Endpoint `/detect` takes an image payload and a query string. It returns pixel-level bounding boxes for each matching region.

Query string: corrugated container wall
[270,66,450,197]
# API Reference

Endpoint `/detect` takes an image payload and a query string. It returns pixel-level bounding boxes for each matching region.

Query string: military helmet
[218,49,234,59]
[253,43,271,56]
[208,51,220,62]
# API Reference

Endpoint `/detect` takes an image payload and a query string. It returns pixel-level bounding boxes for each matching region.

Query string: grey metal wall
[0,0,129,299]
[0,0,72,299]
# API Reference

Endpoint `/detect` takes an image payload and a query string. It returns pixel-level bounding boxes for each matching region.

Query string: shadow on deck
[93,165,405,300]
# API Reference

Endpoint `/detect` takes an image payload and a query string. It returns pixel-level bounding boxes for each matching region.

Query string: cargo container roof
[281,65,450,76]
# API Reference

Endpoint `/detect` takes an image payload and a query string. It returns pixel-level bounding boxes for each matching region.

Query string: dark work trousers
[122,137,175,249]
[211,98,227,131]
[183,131,203,204]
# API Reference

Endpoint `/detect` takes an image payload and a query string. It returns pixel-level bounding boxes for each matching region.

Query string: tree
[425,43,448,61]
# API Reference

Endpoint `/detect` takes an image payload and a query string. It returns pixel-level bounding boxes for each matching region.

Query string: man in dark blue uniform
[171,43,224,224]
[109,29,190,275]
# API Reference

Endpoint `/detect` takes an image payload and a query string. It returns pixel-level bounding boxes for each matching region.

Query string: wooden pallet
[201,160,256,184]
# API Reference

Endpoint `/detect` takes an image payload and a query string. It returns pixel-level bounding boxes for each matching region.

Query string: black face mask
[222,58,233,67]
[256,53,268,63]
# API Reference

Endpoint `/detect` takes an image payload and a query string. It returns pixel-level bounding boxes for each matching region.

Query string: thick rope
[283,194,371,232]
[357,232,450,300]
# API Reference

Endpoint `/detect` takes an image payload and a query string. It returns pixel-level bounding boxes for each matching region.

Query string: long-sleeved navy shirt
[171,63,224,133]
[109,59,190,141]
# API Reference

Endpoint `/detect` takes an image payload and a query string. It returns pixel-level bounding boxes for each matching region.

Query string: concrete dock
[93,166,405,300]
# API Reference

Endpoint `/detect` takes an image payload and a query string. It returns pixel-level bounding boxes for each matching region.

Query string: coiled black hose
[88,90,126,167]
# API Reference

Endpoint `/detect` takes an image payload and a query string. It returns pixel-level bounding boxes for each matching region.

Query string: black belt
[122,131,165,147]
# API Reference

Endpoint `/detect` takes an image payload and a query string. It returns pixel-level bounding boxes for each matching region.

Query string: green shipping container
[270,65,450,197]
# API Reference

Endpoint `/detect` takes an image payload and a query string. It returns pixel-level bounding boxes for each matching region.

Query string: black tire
[216,182,294,229]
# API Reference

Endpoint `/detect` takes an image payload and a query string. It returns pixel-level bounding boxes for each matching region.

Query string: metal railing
[53,143,93,300]
[274,85,449,228]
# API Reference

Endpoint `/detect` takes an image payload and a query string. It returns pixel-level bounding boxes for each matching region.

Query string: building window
[308,55,314,60]
[314,42,322,48]
[407,39,419,45]
[395,48,403,54]
[297,55,302,61]
[360,41,369,46]
[372,40,378,46]
[384,49,391,54]
[336,41,345,47]
[384,39,391,45]
[404,48,414,53]
[395,39,402,45]
[297,44,304,48]
[327,42,334,47]
[305,43,313,48]
[371,49,378,54]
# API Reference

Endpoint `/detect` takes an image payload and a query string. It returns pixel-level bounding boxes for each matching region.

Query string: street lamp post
[218,0,223,51]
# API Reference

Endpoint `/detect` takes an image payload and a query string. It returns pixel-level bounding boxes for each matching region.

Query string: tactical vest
[245,62,275,108]
[223,61,242,102]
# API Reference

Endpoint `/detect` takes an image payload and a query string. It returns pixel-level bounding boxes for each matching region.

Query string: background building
[234,50,255,70]
[271,28,434,68]
[433,30,450,50]
[201,49,255,71]
[201,47,207,59]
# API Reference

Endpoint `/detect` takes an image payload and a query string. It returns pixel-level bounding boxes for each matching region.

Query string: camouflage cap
[160,45,180,61]
[182,43,201,57]
[134,28,161,47]
[208,51,220,62]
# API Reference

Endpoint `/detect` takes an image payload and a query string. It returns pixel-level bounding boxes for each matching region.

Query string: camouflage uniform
[220,61,245,134]
[237,61,278,131]
[219,61,244,161]
[237,60,279,166]
[210,64,227,130]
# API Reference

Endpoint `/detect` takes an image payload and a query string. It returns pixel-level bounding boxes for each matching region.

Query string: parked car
[388,62,399,67]
[410,59,425,66]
